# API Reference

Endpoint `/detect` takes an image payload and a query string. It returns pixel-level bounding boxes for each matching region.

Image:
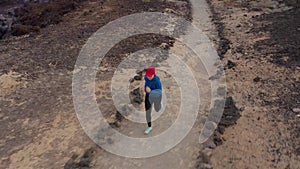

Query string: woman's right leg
[150,89,162,112]
[145,94,152,127]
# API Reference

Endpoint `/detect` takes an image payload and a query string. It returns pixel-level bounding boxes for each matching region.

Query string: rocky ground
[0,0,299,168]
[0,0,189,168]
[208,0,300,168]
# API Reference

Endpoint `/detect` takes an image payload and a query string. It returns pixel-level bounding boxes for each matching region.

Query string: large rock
[0,7,18,38]
[0,14,9,39]
[11,24,40,36]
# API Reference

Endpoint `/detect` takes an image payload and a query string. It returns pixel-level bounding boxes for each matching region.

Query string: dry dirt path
[90,0,220,168]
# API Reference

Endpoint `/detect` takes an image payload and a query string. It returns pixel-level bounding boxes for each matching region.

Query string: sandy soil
[208,0,300,168]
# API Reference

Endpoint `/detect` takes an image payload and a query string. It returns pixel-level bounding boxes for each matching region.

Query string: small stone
[64,159,76,169]
[213,132,223,146]
[115,111,124,121]
[131,88,141,96]
[202,139,216,149]
[109,121,120,128]
[197,163,212,169]
[133,97,142,104]
[202,148,212,157]
[250,7,262,11]
[71,153,79,160]
[136,70,144,75]
[78,158,90,167]
[292,108,300,113]
[227,60,236,69]
[159,42,170,49]
[253,76,261,82]
[129,78,134,83]
[82,148,94,158]
[134,75,142,80]
[218,125,225,134]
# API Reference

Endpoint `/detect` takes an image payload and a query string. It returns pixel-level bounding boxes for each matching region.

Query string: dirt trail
[90,0,217,168]
[91,41,212,168]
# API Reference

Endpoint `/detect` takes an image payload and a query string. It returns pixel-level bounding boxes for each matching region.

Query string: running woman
[144,67,162,134]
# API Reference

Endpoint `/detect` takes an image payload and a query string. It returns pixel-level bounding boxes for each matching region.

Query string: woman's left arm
[156,78,162,90]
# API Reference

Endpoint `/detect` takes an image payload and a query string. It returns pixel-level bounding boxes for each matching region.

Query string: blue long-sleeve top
[144,75,162,95]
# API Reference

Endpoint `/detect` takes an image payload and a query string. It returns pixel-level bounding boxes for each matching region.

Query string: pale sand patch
[7,114,84,169]
[0,70,27,95]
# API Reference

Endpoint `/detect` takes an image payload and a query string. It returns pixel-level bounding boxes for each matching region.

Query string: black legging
[145,94,152,127]
[145,91,162,127]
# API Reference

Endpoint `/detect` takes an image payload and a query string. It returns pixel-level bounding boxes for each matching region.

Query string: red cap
[145,67,155,77]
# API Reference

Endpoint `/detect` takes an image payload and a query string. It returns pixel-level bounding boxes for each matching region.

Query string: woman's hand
[146,86,151,93]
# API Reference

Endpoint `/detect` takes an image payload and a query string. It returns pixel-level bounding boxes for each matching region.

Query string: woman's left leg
[145,94,152,127]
